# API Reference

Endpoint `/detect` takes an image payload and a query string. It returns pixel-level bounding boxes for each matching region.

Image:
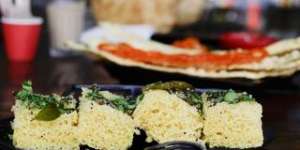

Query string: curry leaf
[34,103,61,121]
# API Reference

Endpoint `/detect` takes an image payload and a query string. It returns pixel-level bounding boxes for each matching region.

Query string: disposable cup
[1,17,43,62]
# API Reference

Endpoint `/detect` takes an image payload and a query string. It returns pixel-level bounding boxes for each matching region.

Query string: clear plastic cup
[47,0,85,57]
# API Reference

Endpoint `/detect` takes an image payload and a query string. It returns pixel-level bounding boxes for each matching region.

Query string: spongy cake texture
[133,90,203,143]
[203,95,263,149]
[12,101,79,150]
[77,89,135,150]
[12,82,264,150]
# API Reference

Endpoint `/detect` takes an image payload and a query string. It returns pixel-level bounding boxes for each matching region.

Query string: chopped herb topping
[85,87,137,114]
[16,81,55,109]
[135,94,144,105]
[143,81,203,113]
[142,82,255,114]
[15,81,76,121]
[143,81,194,92]
[204,89,255,105]
[173,90,203,114]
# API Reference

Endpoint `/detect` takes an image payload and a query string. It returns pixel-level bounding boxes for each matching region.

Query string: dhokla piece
[202,90,263,149]
[12,81,79,150]
[133,90,203,143]
[77,88,135,150]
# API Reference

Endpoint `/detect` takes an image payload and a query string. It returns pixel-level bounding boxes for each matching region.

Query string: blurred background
[0,0,300,84]
[37,0,300,35]
[2,0,300,56]
[0,0,300,90]
[32,0,300,34]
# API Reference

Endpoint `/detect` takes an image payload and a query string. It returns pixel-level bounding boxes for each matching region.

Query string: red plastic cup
[1,17,43,62]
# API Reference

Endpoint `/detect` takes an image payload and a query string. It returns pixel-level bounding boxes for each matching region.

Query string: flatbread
[123,39,202,55]
[229,50,300,70]
[266,37,300,55]
[67,37,300,79]
[83,23,300,56]
[89,48,298,79]
[85,38,300,71]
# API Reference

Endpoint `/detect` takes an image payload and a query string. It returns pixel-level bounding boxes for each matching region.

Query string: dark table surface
[1,27,300,150]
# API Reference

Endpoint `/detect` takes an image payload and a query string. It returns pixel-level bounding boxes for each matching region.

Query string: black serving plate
[0,85,274,150]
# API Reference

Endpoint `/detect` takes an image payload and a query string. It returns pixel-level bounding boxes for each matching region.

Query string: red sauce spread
[98,39,268,70]
[172,37,208,52]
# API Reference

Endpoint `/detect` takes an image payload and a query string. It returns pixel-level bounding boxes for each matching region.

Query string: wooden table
[1,52,300,150]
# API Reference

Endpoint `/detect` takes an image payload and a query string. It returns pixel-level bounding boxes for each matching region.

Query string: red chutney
[98,43,268,70]
[172,37,208,52]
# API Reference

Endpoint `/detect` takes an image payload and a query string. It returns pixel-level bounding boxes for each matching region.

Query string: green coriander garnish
[143,81,194,92]
[85,87,137,114]
[204,89,254,105]
[175,90,203,114]
[15,81,55,109]
[135,94,144,105]
[224,90,238,103]
[142,81,203,113]
[15,81,76,121]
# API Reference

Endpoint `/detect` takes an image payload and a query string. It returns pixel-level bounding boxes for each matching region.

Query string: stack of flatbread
[68,26,300,80]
